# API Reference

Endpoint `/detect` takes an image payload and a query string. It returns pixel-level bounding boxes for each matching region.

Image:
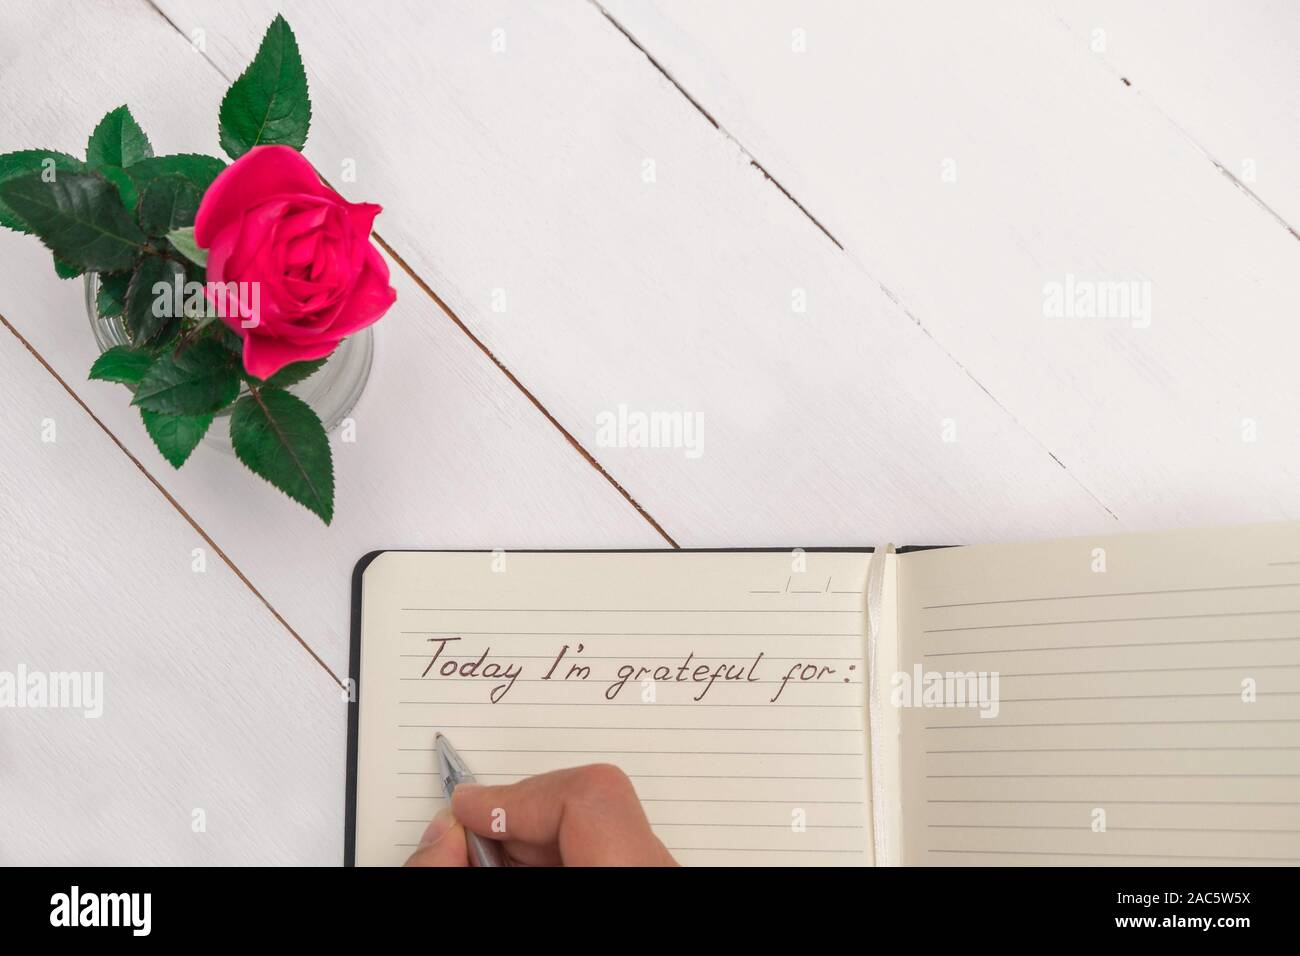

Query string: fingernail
[419,807,456,847]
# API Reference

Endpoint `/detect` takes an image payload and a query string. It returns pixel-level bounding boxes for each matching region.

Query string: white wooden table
[1,0,1297,864]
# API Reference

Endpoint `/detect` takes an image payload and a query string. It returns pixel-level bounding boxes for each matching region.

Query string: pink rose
[193,145,396,379]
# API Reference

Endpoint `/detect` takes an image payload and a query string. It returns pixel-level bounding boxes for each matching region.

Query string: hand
[403,764,678,867]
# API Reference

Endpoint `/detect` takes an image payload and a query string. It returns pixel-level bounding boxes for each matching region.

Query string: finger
[403,808,469,867]
[452,764,674,866]
[501,839,562,867]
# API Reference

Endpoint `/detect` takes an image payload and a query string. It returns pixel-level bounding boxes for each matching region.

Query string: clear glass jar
[85,272,374,453]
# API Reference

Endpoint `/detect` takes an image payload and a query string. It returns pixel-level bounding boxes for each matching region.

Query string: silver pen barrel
[435,732,508,867]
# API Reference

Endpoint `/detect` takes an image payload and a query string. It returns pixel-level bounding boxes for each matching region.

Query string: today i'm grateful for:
[421,636,843,704]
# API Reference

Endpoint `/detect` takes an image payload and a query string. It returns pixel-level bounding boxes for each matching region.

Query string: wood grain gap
[369,235,681,548]
[591,0,843,252]
[144,0,680,550]
[594,0,1120,526]
[1141,99,1299,243]
[0,310,345,688]
[1047,15,1299,244]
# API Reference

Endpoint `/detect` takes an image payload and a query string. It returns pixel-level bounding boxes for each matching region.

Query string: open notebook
[346,523,1300,866]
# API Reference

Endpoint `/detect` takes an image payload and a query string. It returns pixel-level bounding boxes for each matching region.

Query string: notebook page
[354,550,873,866]
[896,523,1300,865]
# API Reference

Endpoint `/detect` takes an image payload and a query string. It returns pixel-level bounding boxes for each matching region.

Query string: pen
[435,732,508,867]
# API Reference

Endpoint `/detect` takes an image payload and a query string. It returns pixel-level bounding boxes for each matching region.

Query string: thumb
[404,808,469,867]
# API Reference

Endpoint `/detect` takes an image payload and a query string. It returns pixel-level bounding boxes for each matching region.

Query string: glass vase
[85,272,373,453]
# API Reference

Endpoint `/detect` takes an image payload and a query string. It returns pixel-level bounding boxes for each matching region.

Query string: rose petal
[242,331,340,380]
[204,219,241,285]
[326,244,397,338]
[347,202,382,242]
[194,146,330,248]
[224,201,290,281]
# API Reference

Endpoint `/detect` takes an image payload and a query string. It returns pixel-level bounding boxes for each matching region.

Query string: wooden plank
[0,319,342,864]
[155,0,1115,545]
[1051,0,1300,231]
[602,0,1300,531]
[0,0,664,682]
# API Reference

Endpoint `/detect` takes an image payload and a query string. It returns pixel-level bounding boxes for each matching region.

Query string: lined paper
[895,524,1300,865]
[354,550,873,866]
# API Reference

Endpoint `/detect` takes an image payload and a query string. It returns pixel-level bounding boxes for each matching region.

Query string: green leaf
[98,165,138,213]
[230,387,333,523]
[141,408,213,467]
[125,154,226,194]
[133,339,240,415]
[89,345,152,386]
[0,150,84,232]
[96,271,131,317]
[260,356,329,388]
[0,171,145,272]
[125,254,185,345]
[218,15,311,159]
[213,322,244,354]
[178,255,207,307]
[166,226,208,267]
[86,105,153,168]
[138,175,201,236]
[53,256,83,279]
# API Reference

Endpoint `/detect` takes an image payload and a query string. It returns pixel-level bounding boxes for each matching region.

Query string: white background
[0,0,1296,863]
